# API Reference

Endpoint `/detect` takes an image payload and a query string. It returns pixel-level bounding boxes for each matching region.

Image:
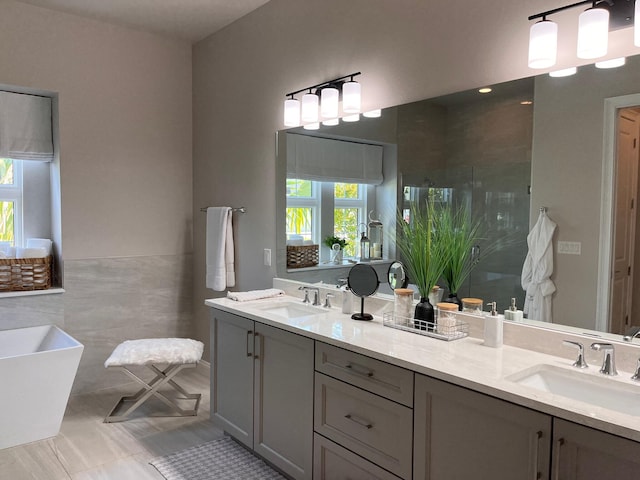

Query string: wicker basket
[286,244,319,268]
[0,256,52,292]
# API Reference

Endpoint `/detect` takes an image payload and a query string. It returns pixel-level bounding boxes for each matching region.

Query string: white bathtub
[0,325,84,449]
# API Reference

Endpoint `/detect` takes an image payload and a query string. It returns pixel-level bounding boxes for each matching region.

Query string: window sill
[287,259,392,273]
[0,288,65,299]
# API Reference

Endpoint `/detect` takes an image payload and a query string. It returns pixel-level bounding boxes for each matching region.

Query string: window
[287,179,370,260]
[0,158,23,246]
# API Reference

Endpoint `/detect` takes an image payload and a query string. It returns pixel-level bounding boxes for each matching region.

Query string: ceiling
[14,0,270,43]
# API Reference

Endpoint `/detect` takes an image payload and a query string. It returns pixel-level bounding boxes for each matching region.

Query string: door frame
[597,93,640,331]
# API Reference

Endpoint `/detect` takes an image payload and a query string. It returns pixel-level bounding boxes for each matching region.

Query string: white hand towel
[227,289,285,302]
[206,207,236,291]
[26,238,52,256]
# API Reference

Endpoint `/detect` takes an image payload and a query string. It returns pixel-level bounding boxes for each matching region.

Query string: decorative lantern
[359,229,370,262]
[368,211,383,260]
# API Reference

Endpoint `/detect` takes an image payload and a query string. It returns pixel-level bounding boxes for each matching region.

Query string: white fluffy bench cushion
[104,338,204,367]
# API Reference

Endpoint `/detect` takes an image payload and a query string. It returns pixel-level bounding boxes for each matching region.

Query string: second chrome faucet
[563,340,618,376]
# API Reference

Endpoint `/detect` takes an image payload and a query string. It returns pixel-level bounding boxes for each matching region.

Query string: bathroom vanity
[206,287,640,480]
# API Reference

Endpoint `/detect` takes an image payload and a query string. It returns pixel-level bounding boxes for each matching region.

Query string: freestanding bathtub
[0,325,84,449]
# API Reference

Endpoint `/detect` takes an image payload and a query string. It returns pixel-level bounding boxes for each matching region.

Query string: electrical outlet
[557,241,581,255]
[264,248,271,266]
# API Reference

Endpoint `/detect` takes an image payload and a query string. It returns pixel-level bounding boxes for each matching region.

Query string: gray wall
[0,1,193,393]
[532,55,640,329]
[192,0,639,355]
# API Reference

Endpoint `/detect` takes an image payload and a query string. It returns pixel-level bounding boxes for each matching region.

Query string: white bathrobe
[521,210,557,323]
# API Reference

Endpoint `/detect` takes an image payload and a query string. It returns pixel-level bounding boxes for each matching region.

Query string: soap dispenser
[504,297,523,322]
[484,301,503,348]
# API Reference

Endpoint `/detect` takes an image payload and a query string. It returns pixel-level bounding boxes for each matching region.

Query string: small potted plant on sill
[324,235,349,264]
[396,201,450,330]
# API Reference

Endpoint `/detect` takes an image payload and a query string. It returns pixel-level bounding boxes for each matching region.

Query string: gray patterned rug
[149,436,286,480]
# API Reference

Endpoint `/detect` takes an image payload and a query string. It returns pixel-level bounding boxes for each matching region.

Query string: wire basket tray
[383,312,469,341]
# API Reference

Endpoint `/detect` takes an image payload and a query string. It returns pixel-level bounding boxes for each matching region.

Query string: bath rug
[149,436,286,480]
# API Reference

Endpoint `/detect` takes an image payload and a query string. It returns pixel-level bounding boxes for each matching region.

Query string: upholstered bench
[104,338,204,423]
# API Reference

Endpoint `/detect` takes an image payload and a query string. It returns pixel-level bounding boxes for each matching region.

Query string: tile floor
[0,363,223,479]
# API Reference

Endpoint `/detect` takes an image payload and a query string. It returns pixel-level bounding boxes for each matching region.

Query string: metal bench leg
[104,363,201,423]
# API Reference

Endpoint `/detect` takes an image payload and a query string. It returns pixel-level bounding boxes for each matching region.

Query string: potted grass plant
[435,202,487,310]
[396,201,450,329]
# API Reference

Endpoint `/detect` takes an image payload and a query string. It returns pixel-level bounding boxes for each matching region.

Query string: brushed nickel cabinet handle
[246,330,253,357]
[532,430,542,480]
[345,362,374,378]
[344,413,373,429]
[554,438,565,480]
[253,331,260,359]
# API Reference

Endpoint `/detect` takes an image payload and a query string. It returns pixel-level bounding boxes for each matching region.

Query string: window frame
[0,158,24,247]
[286,178,374,262]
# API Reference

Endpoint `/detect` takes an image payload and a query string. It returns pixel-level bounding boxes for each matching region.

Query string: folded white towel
[26,238,52,256]
[227,288,285,302]
[16,247,47,258]
[206,207,236,291]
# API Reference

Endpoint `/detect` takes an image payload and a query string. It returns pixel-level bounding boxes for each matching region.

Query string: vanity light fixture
[301,91,319,123]
[322,118,340,126]
[303,122,320,130]
[363,109,382,118]
[283,72,362,127]
[595,56,626,68]
[528,0,634,69]
[342,114,360,122]
[577,4,610,59]
[284,96,301,127]
[478,87,492,94]
[549,66,578,77]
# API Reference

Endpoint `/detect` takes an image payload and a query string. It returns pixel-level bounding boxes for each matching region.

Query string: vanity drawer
[313,433,401,480]
[314,373,413,479]
[315,342,414,407]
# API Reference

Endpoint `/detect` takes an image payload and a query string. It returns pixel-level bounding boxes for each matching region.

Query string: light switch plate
[264,248,272,266]
[557,241,581,255]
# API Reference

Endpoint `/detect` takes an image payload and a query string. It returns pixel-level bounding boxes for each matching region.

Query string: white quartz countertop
[206,295,640,442]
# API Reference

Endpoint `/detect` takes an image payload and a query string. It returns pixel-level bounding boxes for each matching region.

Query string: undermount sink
[507,364,640,416]
[253,301,326,319]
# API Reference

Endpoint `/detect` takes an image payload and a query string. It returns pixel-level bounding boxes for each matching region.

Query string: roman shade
[286,133,383,185]
[0,91,54,162]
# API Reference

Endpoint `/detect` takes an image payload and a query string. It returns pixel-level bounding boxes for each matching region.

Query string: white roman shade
[0,91,54,162]
[286,133,383,185]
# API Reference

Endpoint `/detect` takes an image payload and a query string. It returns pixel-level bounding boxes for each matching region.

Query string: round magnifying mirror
[387,261,408,290]
[347,263,379,321]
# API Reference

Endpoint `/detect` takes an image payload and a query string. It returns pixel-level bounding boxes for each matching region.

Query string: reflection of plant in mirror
[435,203,482,296]
[396,201,450,299]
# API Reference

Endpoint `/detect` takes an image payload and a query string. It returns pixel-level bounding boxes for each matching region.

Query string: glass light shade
[528,20,558,69]
[322,118,339,126]
[549,67,577,77]
[342,81,361,114]
[363,109,381,118]
[342,114,360,122]
[320,87,339,119]
[283,98,300,127]
[301,93,319,123]
[577,7,609,59]
[595,57,625,69]
[303,122,320,130]
[636,0,640,47]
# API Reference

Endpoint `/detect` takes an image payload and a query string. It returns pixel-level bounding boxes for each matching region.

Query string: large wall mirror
[276,54,640,340]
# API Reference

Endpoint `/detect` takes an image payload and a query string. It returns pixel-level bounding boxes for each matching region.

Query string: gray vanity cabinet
[414,374,552,480]
[210,309,314,480]
[552,418,640,479]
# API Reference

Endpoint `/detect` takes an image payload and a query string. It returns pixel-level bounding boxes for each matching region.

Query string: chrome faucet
[298,286,320,306]
[563,340,588,369]
[623,326,640,342]
[591,343,617,376]
[323,293,334,308]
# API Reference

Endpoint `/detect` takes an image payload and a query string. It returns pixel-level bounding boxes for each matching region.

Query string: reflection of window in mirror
[286,179,371,261]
